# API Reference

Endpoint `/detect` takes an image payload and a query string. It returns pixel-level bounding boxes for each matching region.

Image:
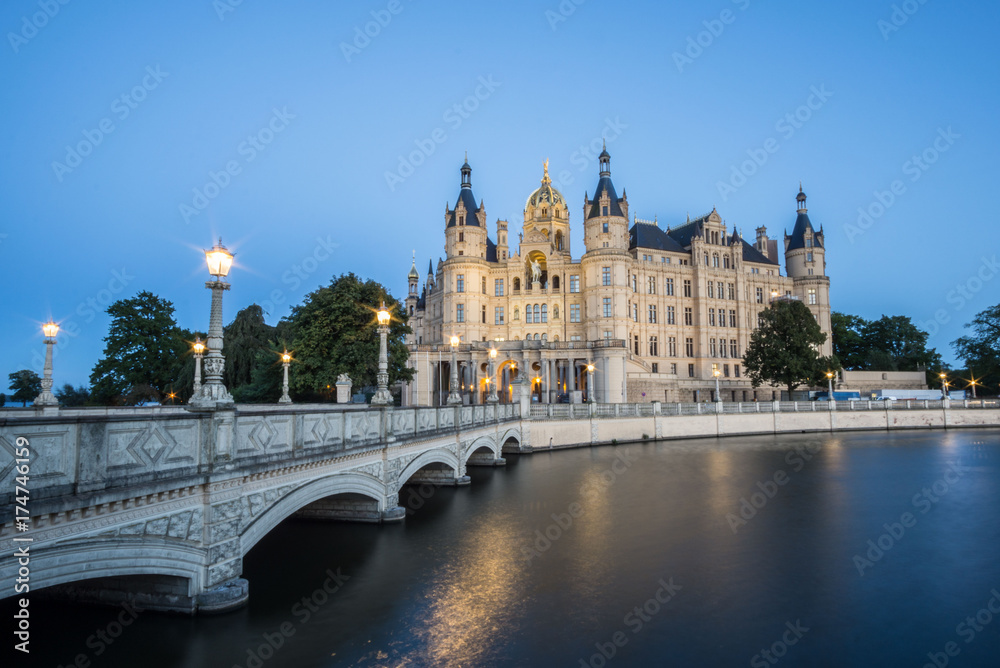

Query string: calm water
[14,429,1000,667]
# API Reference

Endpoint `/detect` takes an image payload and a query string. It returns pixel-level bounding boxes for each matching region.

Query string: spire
[408,251,419,280]
[427,259,433,274]
[796,183,807,212]
[460,157,471,189]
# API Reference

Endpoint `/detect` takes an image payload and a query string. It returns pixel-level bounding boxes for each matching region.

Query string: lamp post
[371,302,393,406]
[586,363,595,403]
[190,238,234,409]
[192,338,205,396]
[713,365,721,402]
[34,321,60,407]
[826,371,835,399]
[447,335,462,405]
[279,351,293,404]
[487,347,499,404]
[939,372,948,401]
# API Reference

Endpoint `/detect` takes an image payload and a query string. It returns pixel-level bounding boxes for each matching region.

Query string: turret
[445,157,488,259]
[783,185,825,278]
[583,143,630,254]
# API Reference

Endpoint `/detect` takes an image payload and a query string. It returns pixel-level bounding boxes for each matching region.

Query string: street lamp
[192,338,205,396]
[34,321,59,407]
[586,363,595,403]
[279,350,293,404]
[487,346,499,404]
[826,371,835,400]
[190,238,234,409]
[967,375,979,400]
[939,372,948,400]
[713,364,722,402]
[447,335,462,405]
[371,302,393,406]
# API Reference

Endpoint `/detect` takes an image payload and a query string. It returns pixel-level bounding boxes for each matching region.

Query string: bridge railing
[0,403,522,514]
[526,399,999,419]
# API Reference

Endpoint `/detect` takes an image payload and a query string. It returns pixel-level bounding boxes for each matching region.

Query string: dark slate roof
[416,290,425,310]
[447,188,480,227]
[486,237,497,262]
[741,239,779,265]
[586,176,625,219]
[785,212,823,251]
[427,259,434,274]
[664,214,710,248]
[629,223,687,254]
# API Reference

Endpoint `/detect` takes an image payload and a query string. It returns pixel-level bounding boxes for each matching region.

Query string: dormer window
[542,207,548,217]
[459,215,465,226]
[806,238,812,247]
[602,205,609,216]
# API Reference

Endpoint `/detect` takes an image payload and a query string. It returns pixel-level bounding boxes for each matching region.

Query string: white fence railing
[528,399,1000,419]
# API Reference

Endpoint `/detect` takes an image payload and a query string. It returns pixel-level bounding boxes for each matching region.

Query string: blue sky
[1,0,997,388]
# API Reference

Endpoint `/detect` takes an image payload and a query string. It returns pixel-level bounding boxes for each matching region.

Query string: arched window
[534,333,540,340]
[525,305,533,324]
[713,253,719,267]
[553,275,560,289]
[513,277,521,291]
[513,307,520,321]
[704,253,709,266]
[542,207,548,217]
[534,304,541,322]
[541,333,547,342]
[556,231,564,250]
[541,304,548,323]
[723,256,730,269]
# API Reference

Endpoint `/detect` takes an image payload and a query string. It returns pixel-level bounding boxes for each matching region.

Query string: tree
[0,393,5,408]
[831,312,868,370]
[8,370,41,406]
[742,300,828,399]
[286,273,413,399]
[953,304,1000,394]
[224,304,276,390]
[54,384,91,407]
[860,315,940,372]
[89,291,190,405]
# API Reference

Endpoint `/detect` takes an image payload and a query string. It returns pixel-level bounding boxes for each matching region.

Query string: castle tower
[583,143,630,253]
[405,251,419,317]
[784,185,832,355]
[523,159,571,256]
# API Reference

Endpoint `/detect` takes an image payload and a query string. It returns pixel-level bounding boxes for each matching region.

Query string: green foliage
[952,303,1000,394]
[231,349,284,403]
[89,291,190,405]
[743,300,827,397]
[54,384,91,407]
[224,304,276,389]
[831,311,942,380]
[7,370,40,406]
[285,273,413,399]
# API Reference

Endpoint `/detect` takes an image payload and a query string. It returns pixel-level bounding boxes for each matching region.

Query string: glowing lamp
[377,302,391,327]
[205,238,234,278]
[42,321,59,338]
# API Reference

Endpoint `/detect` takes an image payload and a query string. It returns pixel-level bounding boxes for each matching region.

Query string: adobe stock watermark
[339,0,412,62]
[578,577,682,667]
[545,0,586,31]
[919,254,998,338]
[51,65,169,183]
[258,236,338,318]
[54,602,140,668]
[234,568,350,668]
[715,84,832,202]
[179,107,296,224]
[550,117,628,192]
[672,0,751,73]
[921,588,1000,668]
[852,461,965,576]
[521,447,638,563]
[7,0,72,53]
[213,0,245,21]
[878,0,931,41]
[843,126,959,244]
[725,440,821,533]
[750,620,810,667]
[383,75,501,192]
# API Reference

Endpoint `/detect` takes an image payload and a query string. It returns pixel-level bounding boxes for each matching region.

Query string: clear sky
[1,0,997,388]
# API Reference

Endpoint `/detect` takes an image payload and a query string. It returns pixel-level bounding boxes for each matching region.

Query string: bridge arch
[240,472,387,556]
[398,448,462,486]
[463,435,500,464]
[5,539,206,597]
[499,428,522,453]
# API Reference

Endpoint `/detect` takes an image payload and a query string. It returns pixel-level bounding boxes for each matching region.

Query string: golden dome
[525,159,565,211]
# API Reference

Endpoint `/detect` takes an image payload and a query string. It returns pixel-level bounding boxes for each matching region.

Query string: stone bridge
[0,403,525,613]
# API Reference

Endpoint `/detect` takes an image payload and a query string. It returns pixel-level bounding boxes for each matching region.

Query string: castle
[403,148,831,405]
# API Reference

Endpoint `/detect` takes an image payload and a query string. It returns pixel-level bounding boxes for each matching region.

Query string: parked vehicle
[813,390,862,401]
